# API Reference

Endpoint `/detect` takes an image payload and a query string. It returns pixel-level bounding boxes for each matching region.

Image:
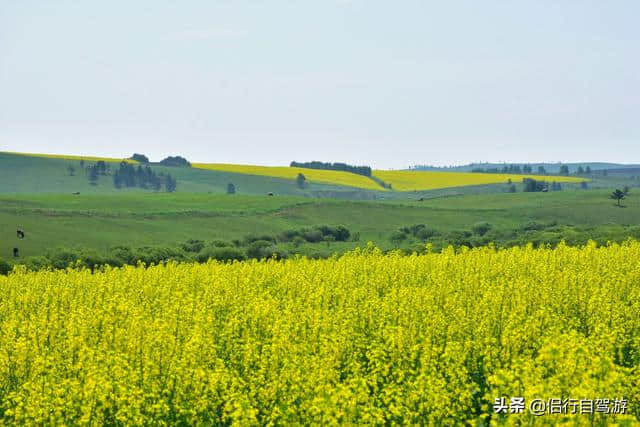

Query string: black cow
[13,248,19,258]
[17,229,25,239]
[268,192,274,196]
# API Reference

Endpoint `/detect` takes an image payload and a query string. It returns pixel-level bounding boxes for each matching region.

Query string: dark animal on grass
[17,229,25,239]
[13,248,19,258]
[268,192,274,196]
[72,191,80,195]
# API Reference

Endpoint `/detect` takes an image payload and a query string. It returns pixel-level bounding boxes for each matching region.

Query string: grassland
[1,151,136,163]
[373,169,586,191]
[1,190,638,260]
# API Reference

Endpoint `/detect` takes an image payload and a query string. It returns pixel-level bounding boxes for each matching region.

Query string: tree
[96,161,107,175]
[577,166,585,175]
[79,159,85,168]
[537,166,546,175]
[559,165,569,175]
[165,174,177,192]
[130,153,150,163]
[610,189,626,207]
[296,173,306,189]
[585,166,591,174]
[67,165,75,176]
[580,181,588,190]
[113,171,122,189]
[226,183,236,194]
[160,156,191,167]
[88,166,99,185]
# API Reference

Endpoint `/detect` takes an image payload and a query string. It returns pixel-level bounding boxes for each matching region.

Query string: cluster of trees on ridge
[290,161,372,177]
[113,162,177,192]
[67,154,185,192]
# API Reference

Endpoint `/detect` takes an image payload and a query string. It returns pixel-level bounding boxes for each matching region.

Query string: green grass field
[2,189,638,259]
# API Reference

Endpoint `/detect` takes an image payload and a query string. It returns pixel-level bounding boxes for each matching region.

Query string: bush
[47,249,80,270]
[109,246,136,265]
[472,222,493,236]
[246,240,275,259]
[210,240,233,248]
[133,246,189,265]
[197,247,246,263]
[0,258,11,275]
[278,229,301,242]
[77,249,106,271]
[390,230,408,244]
[22,256,51,271]
[243,234,277,245]
[302,230,323,243]
[181,239,205,253]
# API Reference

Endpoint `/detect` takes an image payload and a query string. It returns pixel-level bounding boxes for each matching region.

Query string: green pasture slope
[0,152,376,197]
[1,189,639,259]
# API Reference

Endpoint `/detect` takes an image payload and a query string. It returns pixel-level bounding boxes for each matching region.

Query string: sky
[1,0,638,169]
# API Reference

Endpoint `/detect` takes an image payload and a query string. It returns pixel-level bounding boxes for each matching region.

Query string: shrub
[22,256,51,271]
[243,234,277,245]
[181,239,205,253]
[302,230,323,243]
[197,247,246,263]
[210,240,233,248]
[47,249,80,270]
[0,258,11,275]
[472,222,493,236]
[246,240,276,259]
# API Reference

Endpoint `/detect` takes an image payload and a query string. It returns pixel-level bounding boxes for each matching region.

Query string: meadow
[2,190,639,261]
[0,242,638,424]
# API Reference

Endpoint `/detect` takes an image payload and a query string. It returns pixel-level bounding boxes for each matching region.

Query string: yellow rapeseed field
[373,170,587,192]
[192,163,386,191]
[1,151,137,163]
[0,242,639,425]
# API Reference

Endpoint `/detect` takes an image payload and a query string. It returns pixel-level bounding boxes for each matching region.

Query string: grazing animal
[268,192,274,196]
[13,248,19,258]
[72,191,80,195]
[418,197,425,201]
[17,229,25,239]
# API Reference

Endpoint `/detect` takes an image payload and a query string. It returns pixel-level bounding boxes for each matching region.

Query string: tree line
[290,161,372,177]
[113,162,177,192]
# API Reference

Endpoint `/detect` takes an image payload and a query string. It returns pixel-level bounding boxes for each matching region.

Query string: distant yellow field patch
[193,163,386,191]
[2,151,137,164]
[373,170,588,191]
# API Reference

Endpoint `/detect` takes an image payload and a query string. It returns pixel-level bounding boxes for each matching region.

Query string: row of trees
[113,162,177,192]
[290,161,372,177]
[472,164,593,176]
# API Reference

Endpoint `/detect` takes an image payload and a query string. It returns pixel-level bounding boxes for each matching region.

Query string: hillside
[2,152,590,196]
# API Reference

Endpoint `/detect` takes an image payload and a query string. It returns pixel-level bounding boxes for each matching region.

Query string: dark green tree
[559,165,569,175]
[296,173,306,189]
[227,183,236,194]
[610,189,626,207]
[165,174,177,192]
[88,166,99,185]
[113,171,122,189]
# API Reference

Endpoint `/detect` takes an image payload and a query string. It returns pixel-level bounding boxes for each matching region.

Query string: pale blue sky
[1,1,638,168]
